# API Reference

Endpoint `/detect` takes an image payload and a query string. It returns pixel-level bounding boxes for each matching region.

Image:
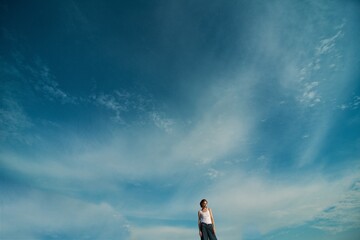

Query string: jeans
[201,223,217,240]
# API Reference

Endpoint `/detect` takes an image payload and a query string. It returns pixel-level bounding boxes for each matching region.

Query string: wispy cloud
[2,50,174,128]
[312,178,360,233]
[29,62,81,105]
[205,169,360,237]
[34,64,75,104]
[0,54,76,143]
[1,189,129,239]
[173,81,253,165]
[1,1,358,240]
[92,90,169,127]
[149,111,175,133]
[206,168,220,180]
[65,0,92,34]
[7,52,77,104]
[0,97,33,144]
[273,20,350,167]
[338,95,360,111]
[93,92,128,124]
[296,24,344,108]
[297,81,321,107]
[130,226,195,240]
[316,26,344,55]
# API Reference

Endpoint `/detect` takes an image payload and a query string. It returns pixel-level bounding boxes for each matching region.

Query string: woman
[198,199,217,240]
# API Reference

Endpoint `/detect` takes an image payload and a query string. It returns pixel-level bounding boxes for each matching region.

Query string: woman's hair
[200,199,207,207]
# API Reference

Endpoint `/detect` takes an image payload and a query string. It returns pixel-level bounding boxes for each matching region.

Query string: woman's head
[200,199,208,208]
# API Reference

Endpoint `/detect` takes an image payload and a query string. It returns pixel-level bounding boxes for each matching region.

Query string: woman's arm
[209,208,216,234]
[198,211,202,237]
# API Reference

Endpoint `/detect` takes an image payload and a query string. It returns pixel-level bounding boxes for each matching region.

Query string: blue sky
[1,0,360,239]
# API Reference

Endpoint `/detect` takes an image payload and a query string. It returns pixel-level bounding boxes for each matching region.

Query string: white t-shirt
[199,209,212,224]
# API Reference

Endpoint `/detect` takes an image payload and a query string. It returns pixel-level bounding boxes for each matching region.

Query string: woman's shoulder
[199,208,210,213]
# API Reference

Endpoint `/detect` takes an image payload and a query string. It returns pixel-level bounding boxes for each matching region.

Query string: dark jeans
[201,223,217,240]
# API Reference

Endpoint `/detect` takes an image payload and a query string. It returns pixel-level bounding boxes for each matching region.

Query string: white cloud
[130,226,195,240]
[352,96,360,109]
[316,28,343,55]
[206,168,220,179]
[174,116,246,164]
[204,169,359,237]
[338,95,360,111]
[312,179,360,233]
[4,51,157,126]
[297,81,321,106]
[274,20,346,110]
[117,166,360,240]
[94,92,128,124]
[30,60,77,104]
[3,52,77,104]
[92,90,162,125]
[0,97,33,143]
[302,134,310,139]
[1,2,358,240]
[268,20,351,167]
[149,111,175,133]
[1,190,130,239]
[40,79,70,102]
[172,80,254,165]
[296,114,332,167]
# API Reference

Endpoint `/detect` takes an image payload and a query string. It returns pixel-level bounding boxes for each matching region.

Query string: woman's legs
[201,224,208,240]
[201,223,217,240]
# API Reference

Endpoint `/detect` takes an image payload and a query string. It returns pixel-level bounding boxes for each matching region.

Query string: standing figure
[198,199,217,240]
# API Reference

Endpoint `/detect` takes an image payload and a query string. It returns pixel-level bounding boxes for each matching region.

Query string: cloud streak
[1,1,359,240]
[312,178,360,233]
[0,188,129,239]
[206,169,360,238]
[0,97,33,144]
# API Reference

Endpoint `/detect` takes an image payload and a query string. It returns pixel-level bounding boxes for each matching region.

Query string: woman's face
[201,201,208,208]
